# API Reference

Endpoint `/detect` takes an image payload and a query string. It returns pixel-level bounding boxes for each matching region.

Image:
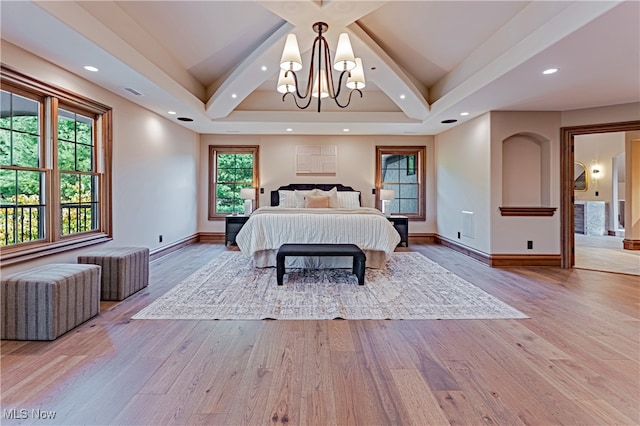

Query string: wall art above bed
[296,145,337,175]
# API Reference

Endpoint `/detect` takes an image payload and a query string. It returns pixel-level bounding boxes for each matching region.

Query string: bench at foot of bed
[276,243,366,286]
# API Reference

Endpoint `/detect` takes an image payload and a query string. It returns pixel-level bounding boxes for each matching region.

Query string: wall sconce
[591,167,601,178]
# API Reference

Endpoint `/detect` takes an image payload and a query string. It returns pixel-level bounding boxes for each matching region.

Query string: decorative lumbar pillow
[315,187,339,207]
[294,189,316,208]
[278,190,297,208]
[337,191,361,208]
[305,195,330,208]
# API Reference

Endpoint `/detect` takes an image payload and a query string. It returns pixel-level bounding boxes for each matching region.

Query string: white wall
[560,102,640,127]
[2,41,200,274]
[435,113,492,253]
[198,134,436,235]
[574,132,625,233]
[435,111,562,255]
[490,111,561,254]
[502,134,544,206]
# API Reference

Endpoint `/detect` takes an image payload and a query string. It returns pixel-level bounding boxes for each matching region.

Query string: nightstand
[388,215,409,247]
[225,215,250,246]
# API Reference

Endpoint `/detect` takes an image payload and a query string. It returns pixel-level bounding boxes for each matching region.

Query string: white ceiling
[1,0,638,136]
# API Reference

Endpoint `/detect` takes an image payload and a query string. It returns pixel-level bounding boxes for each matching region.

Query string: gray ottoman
[1,263,101,340]
[78,246,149,301]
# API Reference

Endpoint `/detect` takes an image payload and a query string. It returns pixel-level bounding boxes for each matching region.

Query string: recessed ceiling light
[84,65,98,72]
[343,128,350,132]
[441,119,458,124]
[231,93,237,99]
[286,128,293,132]
[261,65,267,71]
[460,112,469,116]
[543,68,558,75]
[399,94,406,100]
[168,111,176,115]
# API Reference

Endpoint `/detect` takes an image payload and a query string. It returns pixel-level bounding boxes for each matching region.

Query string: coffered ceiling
[1,1,638,135]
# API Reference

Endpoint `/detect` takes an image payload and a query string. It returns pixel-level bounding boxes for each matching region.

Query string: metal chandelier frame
[277,22,365,112]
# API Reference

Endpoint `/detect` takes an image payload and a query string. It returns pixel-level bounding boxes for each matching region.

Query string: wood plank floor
[1,242,638,425]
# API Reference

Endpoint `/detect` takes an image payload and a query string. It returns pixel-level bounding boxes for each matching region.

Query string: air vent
[177,117,193,122]
[124,87,143,96]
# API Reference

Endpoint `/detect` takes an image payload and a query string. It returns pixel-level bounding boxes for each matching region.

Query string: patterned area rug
[133,252,528,320]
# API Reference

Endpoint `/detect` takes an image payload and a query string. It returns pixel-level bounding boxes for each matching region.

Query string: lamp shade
[240,188,255,200]
[379,189,395,201]
[280,34,302,71]
[334,33,356,71]
[311,71,330,98]
[277,69,296,94]
[346,58,366,90]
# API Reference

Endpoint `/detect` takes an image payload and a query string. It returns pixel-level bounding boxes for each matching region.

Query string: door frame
[560,120,640,268]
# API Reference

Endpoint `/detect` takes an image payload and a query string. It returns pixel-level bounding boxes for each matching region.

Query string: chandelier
[277,22,366,112]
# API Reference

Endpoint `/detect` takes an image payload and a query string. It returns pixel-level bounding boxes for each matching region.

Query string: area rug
[132,252,528,320]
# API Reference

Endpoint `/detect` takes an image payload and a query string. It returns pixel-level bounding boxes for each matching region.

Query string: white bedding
[235,206,401,268]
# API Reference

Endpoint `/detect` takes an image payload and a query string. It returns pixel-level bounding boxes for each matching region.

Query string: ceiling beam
[205,22,293,119]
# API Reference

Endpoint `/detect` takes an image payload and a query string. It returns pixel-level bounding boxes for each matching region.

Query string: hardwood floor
[1,242,638,425]
[575,234,640,276]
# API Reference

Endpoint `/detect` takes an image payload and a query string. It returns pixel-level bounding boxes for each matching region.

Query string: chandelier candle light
[277,22,366,112]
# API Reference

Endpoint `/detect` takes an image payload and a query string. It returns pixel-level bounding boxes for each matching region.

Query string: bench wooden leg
[353,255,366,285]
[276,254,285,285]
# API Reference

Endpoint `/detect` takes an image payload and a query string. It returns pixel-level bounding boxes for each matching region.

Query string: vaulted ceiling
[1,1,638,135]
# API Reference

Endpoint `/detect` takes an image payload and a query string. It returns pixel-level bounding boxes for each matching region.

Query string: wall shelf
[499,207,557,217]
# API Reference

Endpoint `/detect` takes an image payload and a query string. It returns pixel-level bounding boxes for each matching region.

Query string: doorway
[572,132,638,275]
[560,120,640,269]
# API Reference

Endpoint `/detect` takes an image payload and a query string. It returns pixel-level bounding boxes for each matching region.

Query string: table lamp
[240,188,255,216]
[379,189,395,217]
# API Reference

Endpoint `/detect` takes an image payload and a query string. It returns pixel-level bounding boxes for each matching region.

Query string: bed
[235,184,401,269]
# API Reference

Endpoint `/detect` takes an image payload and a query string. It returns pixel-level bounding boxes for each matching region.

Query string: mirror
[574,162,588,191]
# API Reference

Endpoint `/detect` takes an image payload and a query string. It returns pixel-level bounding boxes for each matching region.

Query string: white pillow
[314,187,339,208]
[337,191,360,208]
[278,190,296,208]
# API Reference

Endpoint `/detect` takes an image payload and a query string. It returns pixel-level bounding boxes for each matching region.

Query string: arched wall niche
[499,132,556,217]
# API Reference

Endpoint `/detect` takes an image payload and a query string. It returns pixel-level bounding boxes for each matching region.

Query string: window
[208,145,259,219]
[375,146,426,220]
[58,107,100,236]
[1,67,112,265]
[0,89,44,246]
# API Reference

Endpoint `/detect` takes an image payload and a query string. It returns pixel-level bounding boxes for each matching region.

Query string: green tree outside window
[209,146,259,219]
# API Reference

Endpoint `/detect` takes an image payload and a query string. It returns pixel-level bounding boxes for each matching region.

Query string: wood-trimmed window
[208,145,259,219]
[0,66,112,266]
[375,146,426,220]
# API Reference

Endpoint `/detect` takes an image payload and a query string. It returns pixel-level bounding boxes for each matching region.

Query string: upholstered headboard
[270,184,360,206]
